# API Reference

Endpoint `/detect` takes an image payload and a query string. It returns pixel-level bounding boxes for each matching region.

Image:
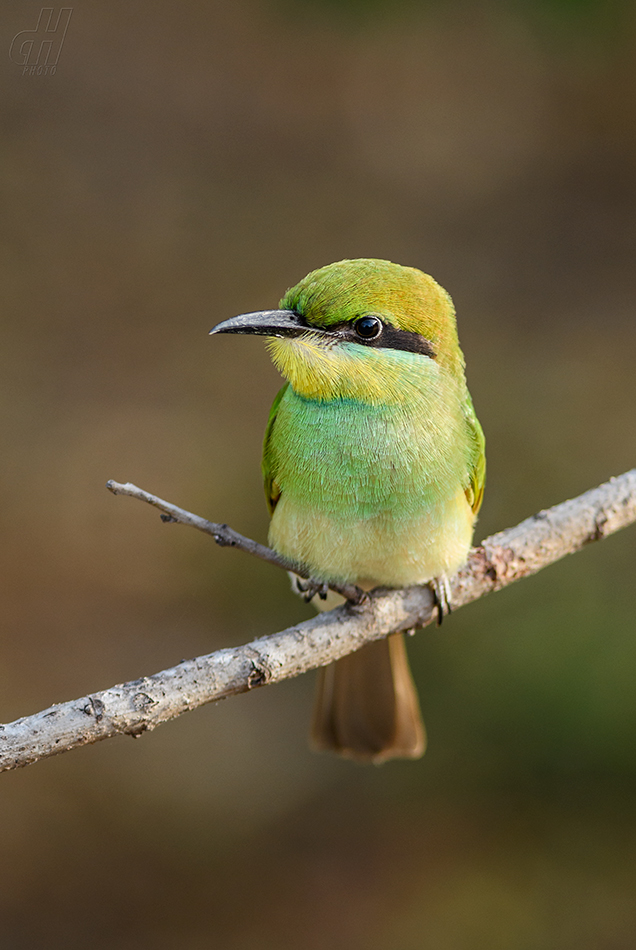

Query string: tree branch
[105,480,365,603]
[1,470,635,773]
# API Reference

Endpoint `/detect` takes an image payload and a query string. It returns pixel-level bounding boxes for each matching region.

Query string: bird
[209,258,485,763]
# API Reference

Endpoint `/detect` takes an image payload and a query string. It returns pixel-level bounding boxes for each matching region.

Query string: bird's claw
[295,576,329,603]
[430,574,452,626]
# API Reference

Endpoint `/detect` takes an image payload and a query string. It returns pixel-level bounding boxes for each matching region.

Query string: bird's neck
[268,336,464,407]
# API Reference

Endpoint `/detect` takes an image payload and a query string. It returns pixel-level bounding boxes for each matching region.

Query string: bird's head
[210,259,465,403]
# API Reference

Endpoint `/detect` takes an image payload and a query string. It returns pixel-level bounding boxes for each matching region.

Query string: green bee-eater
[210,259,485,763]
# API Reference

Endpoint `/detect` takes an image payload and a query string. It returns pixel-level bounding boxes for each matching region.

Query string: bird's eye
[354,316,383,340]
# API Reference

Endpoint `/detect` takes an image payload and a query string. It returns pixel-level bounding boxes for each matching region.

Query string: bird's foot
[294,575,329,603]
[430,574,452,626]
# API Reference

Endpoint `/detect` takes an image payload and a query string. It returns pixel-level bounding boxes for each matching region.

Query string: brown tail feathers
[311,632,426,763]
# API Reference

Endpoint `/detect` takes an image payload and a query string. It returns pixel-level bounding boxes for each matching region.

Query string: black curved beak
[209,309,310,339]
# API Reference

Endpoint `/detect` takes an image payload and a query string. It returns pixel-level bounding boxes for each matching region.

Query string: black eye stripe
[376,325,436,357]
[321,317,436,357]
[293,311,436,357]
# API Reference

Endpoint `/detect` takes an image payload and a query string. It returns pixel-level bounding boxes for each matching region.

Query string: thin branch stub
[105,480,365,603]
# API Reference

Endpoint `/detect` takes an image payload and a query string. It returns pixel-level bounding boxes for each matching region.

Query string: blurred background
[2,0,636,945]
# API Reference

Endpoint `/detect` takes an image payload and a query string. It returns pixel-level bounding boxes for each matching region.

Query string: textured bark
[1,470,635,773]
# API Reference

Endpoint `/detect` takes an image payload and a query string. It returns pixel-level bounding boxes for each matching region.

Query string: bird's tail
[310,633,426,763]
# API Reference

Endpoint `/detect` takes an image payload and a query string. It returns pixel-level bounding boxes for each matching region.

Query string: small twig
[1,469,635,773]
[105,480,365,604]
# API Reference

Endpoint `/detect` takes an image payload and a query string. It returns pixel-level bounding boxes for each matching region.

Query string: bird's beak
[209,309,309,339]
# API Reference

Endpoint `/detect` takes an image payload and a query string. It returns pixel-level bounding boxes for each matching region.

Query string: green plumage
[261,260,484,586]
[213,258,485,761]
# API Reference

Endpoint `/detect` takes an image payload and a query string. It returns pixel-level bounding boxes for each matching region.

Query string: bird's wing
[262,382,288,514]
[463,394,486,516]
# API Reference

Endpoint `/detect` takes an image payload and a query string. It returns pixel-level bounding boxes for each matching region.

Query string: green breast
[268,380,473,523]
